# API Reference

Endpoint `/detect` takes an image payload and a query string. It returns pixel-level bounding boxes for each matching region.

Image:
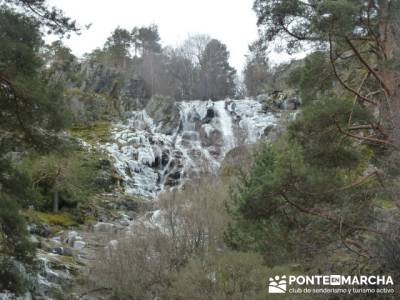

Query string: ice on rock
[102,99,278,198]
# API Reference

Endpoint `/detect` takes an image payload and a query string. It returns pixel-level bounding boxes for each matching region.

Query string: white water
[214,101,235,152]
[103,99,278,198]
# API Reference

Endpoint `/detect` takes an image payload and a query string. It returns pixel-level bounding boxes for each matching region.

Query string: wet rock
[0,292,32,300]
[50,247,73,257]
[120,219,131,227]
[72,240,86,250]
[29,224,51,238]
[200,125,223,148]
[202,107,215,123]
[161,150,170,167]
[168,171,181,180]
[51,247,63,255]
[36,249,76,296]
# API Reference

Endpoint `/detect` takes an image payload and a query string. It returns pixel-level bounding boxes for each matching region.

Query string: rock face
[66,62,147,117]
[257,91,301,111]
[144,95,180,135]
[103,98,282,198]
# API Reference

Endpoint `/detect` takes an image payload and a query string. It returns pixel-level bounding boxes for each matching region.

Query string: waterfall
[214,101,235,153]
[103,99,278,198]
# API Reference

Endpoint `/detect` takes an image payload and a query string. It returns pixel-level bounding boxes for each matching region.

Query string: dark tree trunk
[53,190,59,213]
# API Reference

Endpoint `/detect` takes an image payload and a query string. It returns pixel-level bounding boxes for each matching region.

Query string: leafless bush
[92,176,230,299]
[93,226,173,299]
[159,176,230,259]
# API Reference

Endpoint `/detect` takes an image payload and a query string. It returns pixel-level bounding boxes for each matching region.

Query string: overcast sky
[48,0,299,72]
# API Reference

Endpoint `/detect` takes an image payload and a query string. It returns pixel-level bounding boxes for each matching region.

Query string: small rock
[50,247,73,256]
[109,240,118,249]
[51,247,64,255]
[73,240,86,249]
[120,219,130,227]
[62,231,79,246]
[93,222,115,232]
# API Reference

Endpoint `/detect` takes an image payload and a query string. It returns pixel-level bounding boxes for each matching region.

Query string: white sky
[48,0,300,72]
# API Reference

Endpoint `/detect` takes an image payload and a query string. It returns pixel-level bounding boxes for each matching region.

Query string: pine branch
[345,37,391,96]
[279,192,396,239]
[328,33,377,105]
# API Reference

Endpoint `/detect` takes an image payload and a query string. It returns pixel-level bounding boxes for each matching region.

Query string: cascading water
[103,99,278,198]
[214,101,236,152]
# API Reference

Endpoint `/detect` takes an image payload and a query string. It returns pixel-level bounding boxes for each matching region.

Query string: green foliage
[244,41,271,97]
[0,194,36,293]
[132,24,162,56]
[18,150,99,210]
[4,0,79,36]
[86,24,162,69]
[199,39,237,100]
[287,52,334,103]
[0,1,79,295]
[241,1,400,285]
[289,96,373,169]
[254,0,367,51]
[23,210,78,233]
[0,7,71,147]
[0,194,35,264]
[43,40,76,74]
[70,121,111,145]
[227,115,378,269]
[103,27,133,68]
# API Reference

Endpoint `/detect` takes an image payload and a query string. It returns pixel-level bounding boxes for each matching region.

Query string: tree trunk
[377,1,400,147]
[53,190,59,213]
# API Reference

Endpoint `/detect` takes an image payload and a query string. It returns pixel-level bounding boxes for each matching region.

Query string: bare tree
[180,34,212,67]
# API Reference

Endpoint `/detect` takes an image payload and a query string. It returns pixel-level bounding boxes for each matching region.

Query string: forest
[0,0,400,299]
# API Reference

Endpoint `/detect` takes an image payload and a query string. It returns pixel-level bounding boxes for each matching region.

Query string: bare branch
[345,37,391,95]
[335,120,398,149]
[328,33,377,105]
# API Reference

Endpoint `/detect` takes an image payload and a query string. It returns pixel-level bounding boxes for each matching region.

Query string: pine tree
[0,1,77,292]
[103,27,133,68]
[198,39,237,100]
[254,0,400,147]
[228,0,400,278]
[243,41,270,97]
